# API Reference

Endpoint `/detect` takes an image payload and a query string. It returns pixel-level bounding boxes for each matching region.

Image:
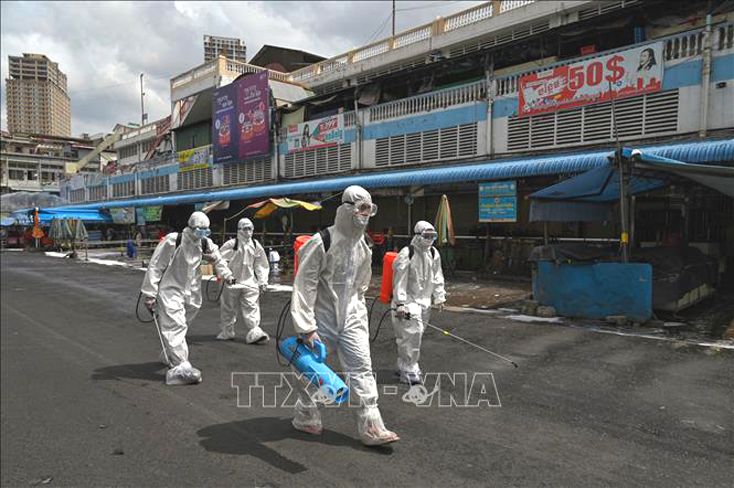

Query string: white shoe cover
[216,327,235,340]
[292,401,322,435]
[399,370,423,385]
[165,361,202,385]
[245,327,270,344]
[357,406,400,446]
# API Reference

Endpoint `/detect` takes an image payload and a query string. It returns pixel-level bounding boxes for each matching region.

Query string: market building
[52,0,733,291]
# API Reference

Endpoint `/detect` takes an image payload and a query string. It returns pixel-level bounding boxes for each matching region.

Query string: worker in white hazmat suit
[216,217,270,343]
[392,221,446,385]
[290,185,400,446]
[141,211,234,385]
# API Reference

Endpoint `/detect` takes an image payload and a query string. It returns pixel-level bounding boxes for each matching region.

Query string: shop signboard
[518,42,664,117]
[479,181,517,223]
[286,114,344,153]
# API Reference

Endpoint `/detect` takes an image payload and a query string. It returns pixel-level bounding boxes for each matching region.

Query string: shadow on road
[91,361,166,382]
[197,416,393,474]
[374,369,401,385]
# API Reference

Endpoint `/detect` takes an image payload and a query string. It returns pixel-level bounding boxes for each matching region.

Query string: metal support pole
[610,81,628,263]
[629,196,636,256]
[617,149,629,263]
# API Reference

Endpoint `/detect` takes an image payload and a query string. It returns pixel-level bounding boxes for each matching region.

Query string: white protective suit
[290,185,400,446]
[141,212,232,385]
[391,221,446,384]
[217,218,270,343]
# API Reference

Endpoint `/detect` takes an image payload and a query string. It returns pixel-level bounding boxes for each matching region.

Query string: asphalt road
[2,252,732,487]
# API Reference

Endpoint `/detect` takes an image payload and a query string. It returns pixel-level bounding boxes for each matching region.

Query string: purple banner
[212,83,238,164]
[237,71,270,158]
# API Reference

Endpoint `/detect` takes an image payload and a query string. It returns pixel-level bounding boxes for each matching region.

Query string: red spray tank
[293,235,312,278]
[380,251,399,304]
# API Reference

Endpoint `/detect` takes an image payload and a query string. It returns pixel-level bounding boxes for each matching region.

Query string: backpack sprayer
[372,250,518,368]
[272,232,350,405]
[135,232,214,364]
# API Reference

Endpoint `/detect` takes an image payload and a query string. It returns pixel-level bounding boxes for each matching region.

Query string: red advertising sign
[518,43,664,117]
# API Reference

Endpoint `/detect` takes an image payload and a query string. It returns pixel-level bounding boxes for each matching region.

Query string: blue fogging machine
[278,336,350,404]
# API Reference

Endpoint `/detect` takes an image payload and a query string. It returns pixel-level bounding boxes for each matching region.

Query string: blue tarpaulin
[9,208,112,226]
[529,165,664,203]
[529,141,734,221]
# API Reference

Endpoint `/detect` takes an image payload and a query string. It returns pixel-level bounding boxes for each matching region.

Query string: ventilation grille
[355,57,426,86]
[578,0,639,21]
[448,20,550,58]
[507,90,679,151]
[375,122,477,167]
[112,181,135,198]
[283,143,352,178]
[69,188,85,203]
[177,167,213,191]
[140,175,171,195]
[88,185,107,202]
[222,157,273,186]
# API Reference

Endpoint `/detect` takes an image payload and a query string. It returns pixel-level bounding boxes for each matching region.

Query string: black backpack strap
[406,244,436,260]
[319,228,331,253]
[234,236,238,250]
[175,232,182,248]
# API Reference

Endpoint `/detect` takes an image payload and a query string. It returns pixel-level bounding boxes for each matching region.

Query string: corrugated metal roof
[55,138,733,211]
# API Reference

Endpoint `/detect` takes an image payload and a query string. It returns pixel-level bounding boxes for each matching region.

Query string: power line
[67,73,172,96]
[361,11,394,46]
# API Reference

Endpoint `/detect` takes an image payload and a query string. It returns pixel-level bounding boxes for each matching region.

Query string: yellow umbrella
[246,197,322,219]
[433,194,456,247]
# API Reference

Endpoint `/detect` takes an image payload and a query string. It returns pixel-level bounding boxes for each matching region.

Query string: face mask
[239,228,253,239]
[420,236,436,247]
[353,214,370,227]
[193,228,211,238]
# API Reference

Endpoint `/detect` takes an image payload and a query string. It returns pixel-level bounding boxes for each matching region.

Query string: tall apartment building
[5,53,71,137]
[203,35,247,63]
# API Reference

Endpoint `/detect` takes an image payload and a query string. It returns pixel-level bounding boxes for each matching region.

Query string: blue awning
[529,141,734,221]
[10,208,113,226]
[626,148,734,197]
[528,165,664,203]
[52,138,733,211]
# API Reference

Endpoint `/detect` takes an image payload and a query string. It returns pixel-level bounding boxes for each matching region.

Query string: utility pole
[140,73,146,163]
[392,0,396,37]
[140,73,146,127]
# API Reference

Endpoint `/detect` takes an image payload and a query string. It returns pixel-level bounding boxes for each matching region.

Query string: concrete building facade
[5,53,71,137]
[203,35,247,63]
[1,132,109,194]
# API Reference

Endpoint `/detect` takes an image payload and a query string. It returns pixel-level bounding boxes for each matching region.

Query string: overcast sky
[1,1,484,137]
